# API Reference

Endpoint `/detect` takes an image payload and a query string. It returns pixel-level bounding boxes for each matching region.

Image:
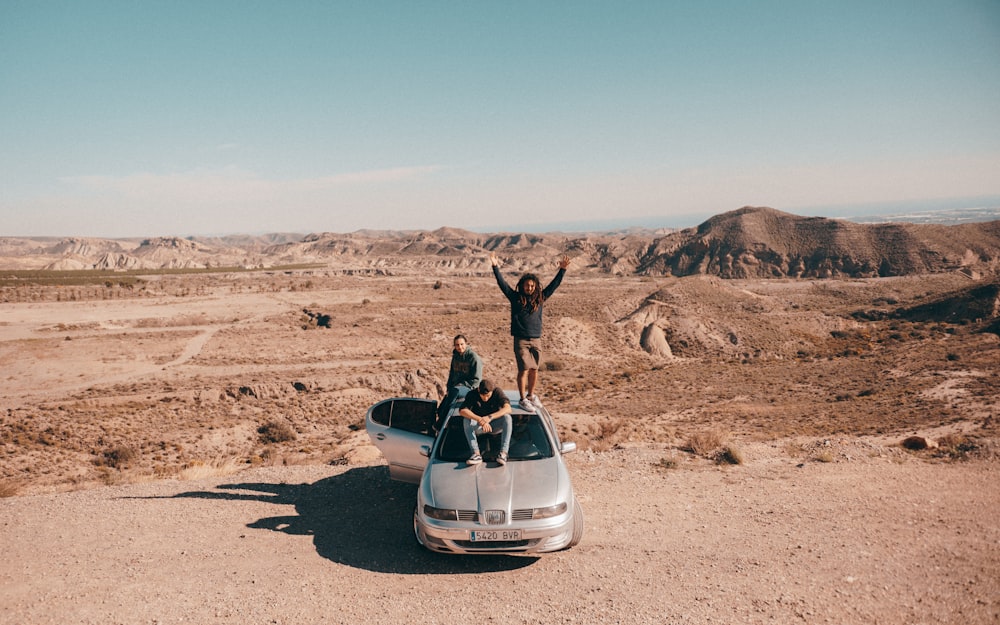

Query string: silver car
[365,389,584,554]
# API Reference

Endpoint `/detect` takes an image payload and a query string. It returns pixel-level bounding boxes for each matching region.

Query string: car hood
[423,457,568,511]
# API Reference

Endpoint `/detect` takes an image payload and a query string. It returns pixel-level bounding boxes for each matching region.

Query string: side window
[391,401,435,434]
[370,399,436,435]
[370,401,392,426]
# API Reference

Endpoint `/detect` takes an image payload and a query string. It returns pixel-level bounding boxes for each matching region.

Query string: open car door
[365,397,437,483]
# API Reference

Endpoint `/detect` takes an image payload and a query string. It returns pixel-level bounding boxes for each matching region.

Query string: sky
[1,1,999,238]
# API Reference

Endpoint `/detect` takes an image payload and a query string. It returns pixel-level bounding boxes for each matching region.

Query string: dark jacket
[493,265,565,338]
[446,348,483,391]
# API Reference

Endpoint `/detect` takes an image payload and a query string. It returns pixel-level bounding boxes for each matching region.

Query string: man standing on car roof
[435,334,483,431]
[490,252,569,413]
[458,378,512,466]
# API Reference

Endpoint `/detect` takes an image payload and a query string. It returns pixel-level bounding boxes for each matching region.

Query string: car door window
[370,399,436,436]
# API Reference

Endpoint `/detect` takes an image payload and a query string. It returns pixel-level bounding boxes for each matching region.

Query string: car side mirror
[560,441,577,454]
[419,445,431,458]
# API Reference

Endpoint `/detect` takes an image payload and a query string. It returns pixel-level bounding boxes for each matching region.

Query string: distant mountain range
[2,206,998,279]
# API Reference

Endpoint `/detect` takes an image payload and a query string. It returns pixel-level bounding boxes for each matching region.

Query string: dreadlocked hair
[516,273,543,312]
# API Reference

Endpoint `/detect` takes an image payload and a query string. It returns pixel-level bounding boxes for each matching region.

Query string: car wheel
[567,498,584,548]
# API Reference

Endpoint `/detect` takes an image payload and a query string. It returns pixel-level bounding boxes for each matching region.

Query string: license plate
[470,529,522,541]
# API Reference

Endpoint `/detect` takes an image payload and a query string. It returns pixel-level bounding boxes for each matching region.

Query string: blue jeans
[464,414,512,455]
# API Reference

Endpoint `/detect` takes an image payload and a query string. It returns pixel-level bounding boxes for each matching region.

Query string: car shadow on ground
[154,465,539,574]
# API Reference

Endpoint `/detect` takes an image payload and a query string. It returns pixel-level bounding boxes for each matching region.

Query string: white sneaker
[530,393,542,406]
[520,397,536,412]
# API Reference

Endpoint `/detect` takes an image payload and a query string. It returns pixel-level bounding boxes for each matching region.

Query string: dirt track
[2,446,998,625]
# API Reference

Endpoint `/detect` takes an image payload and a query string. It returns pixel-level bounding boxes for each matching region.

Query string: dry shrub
[716,444,744,465]
[813,450,835,463]
[934,433,998,461]
[98,444,138,469]
[543,359,565,371]
[178,457,244,481]
[656,455,680,470]
[258,420,297,444]
[901,436,929,451]
[783,441,807,458]
[684,429,728,457]
[587,418,625,452]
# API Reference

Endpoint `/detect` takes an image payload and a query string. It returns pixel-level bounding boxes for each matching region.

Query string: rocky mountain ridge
[2,207,999,279]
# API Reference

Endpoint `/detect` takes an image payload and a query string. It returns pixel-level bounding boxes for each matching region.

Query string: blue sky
[1,1,998,237]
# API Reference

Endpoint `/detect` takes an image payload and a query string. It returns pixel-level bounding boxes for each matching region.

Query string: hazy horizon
[4,199,999,241]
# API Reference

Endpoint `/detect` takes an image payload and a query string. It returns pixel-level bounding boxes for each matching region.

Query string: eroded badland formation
[2,206,998,495]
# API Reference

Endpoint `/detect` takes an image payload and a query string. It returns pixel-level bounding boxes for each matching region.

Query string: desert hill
[636,207,1000,278]
[3,207,999,278]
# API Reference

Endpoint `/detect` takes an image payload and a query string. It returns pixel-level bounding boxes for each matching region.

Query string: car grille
[456,509,535,523]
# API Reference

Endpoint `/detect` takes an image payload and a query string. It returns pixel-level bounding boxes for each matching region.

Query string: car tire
[567,498,584,548]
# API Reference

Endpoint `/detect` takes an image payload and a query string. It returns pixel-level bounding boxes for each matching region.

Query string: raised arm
[491,253,516,298]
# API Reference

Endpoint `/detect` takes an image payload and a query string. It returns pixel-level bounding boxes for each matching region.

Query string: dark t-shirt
[460,388,510,417]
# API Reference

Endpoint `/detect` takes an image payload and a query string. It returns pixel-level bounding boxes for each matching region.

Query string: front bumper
[414,512,576,554]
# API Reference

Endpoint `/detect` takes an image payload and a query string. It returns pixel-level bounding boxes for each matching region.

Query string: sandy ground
[1,270,999,624]
[1,450,997,625]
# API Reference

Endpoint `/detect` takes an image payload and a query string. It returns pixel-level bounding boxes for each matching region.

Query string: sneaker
[520,397,536,412]
[496,451,508,466]
[466,453,482,466]
[530,393,542,406]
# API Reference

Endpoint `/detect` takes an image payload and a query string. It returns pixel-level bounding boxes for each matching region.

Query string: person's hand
[490,252,501,267]
[559,255,570,270]
[480,417,493,433]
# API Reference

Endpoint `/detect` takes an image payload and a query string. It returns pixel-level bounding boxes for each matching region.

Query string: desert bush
[258,420,297,444]
[98,444,138,469]
[813,450,835,463]
[933,433,990,461]
[543,359,565,371]
[716,445,744,465]
[178,457,244,481]
[683,429,728,457]
[656,455,680,470]
[586,418,625,452]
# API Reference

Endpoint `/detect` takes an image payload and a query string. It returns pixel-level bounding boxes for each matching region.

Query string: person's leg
[525,340,542,398]
[513,338,530,399]
[436,387,458,428]
[498,414,513,454]
[525,368,538,399]
[517,369,529,400]
[463,418,481,454]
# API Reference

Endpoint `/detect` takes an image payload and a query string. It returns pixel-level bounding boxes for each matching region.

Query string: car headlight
[532,502,568,519]
[423,505,458,521]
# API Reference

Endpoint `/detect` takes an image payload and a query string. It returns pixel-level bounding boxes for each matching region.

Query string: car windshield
[435,413,553,462]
